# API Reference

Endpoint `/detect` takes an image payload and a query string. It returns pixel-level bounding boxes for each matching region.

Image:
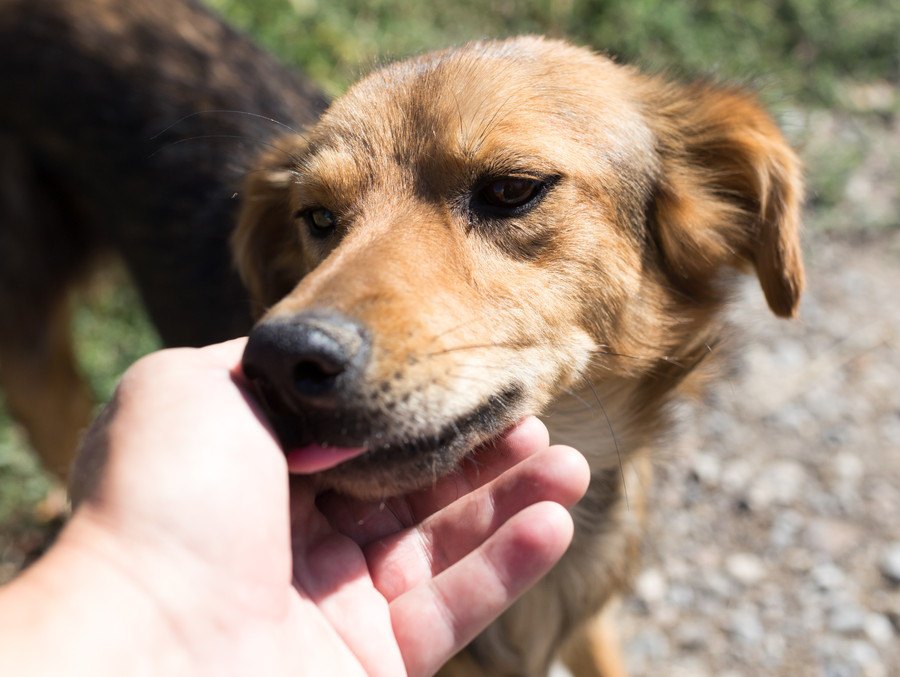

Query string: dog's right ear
[232,135,308,318]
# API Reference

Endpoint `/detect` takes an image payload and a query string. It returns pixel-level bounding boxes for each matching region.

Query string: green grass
[0,405,52,526]
[0,269,159,536]
[206,0,899,105]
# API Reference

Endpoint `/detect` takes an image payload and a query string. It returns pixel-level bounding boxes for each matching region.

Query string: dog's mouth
[282,443,369,473]
[250,379,525,496]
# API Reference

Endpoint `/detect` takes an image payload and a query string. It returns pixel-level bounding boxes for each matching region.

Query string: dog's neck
[542,374,678,474]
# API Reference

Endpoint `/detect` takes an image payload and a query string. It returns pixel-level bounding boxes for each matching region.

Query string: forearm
[0,514,191,676]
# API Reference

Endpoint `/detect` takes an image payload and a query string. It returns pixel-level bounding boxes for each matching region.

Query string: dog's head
[234,37,803,498]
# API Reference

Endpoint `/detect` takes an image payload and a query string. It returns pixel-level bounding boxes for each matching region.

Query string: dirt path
[618,228,900,676]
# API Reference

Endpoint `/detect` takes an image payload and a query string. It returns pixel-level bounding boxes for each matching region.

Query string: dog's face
[235,37,803,498]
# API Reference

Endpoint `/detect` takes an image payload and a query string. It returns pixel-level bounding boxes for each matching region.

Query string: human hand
[2,340,588,676]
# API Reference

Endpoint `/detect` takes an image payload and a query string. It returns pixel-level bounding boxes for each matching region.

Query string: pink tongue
[285,444,368,473]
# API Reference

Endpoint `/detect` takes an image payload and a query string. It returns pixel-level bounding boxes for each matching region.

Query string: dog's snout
[242,312,369,411]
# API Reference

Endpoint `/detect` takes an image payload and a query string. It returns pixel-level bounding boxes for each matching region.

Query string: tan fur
[561,600,628,677]
[0,295,93,479]
[234,37,804,675]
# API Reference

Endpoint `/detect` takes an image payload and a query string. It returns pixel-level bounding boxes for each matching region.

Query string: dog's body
[0,0,327,475]
[237,38,804,675]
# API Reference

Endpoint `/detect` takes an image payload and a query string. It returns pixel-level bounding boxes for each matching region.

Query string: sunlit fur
[234,36,804,676]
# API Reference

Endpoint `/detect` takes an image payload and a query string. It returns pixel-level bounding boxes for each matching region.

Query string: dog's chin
[313,426,498,499]
[264,385,525,500]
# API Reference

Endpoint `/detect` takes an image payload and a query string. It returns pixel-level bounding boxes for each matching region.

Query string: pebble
[785,547,813,572]
[628,628,671,661]
[879,542,900,584]
[668,583,695,608]
[703,572,733,597]
[548,662,571,677]
[830,452,865,484]
[769,509,804,549]
[864,613,894,645]
[829,604,867,634]
[728,608,765,644]
[668,659,712,677]
[720,459,754,493]
[674,621,709,651]
[725,552,767,585]
[800,601,825,632]
[547,661,572,677]
[848,640,884,676]
[805,518,861,558]
[691,452,721,486]
[888,609,900,632]
[771,339,808,369]
[812,562,847,591]
[764,633,787,665]
[744,460,807,509]
[881,415,900,447]
[635,568,667,604]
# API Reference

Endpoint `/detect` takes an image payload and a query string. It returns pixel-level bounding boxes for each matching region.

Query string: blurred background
[1,1,898,674]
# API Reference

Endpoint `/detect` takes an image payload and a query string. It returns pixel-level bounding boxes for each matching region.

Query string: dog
[236,37,804,676]
[0,0,327,477]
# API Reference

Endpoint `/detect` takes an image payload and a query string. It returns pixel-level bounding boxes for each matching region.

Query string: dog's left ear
[231,135,309,318]
[647,82,804,317]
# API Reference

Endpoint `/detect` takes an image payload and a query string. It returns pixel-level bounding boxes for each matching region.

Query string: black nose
[242,312,369,412]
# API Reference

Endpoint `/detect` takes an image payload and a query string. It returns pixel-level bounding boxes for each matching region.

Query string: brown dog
[0,0,326,476]
[236,37,803,675]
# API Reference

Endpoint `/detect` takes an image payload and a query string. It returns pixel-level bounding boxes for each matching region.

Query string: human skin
[0,339,589,676]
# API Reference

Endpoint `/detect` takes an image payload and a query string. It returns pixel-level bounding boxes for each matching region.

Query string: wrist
[0,511,193,676]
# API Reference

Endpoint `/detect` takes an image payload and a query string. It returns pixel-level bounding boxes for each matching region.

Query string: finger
[365,444,588,601]
[195,338,282,444]
[291,482,406,676]
[116,338,248,390]
[406,416,552,518]
[198,336,249,371]
[391,501,574,677]
[294,531,406,677]
[317,417,551,542]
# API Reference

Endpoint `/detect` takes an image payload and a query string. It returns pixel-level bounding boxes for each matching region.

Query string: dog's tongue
[285,444,368,473]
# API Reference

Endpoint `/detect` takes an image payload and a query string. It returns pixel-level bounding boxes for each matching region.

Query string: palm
[69,342,587,676]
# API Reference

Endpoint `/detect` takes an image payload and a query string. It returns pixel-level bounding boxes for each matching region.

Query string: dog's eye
[483,178,540,206]
[297,207,337,238]
[471,176,549,217]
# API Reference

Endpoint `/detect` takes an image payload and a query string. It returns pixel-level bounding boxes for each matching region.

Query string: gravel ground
[618,227,900,677]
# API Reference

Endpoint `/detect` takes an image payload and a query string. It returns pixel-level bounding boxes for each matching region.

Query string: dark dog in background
[0,0,326,476]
